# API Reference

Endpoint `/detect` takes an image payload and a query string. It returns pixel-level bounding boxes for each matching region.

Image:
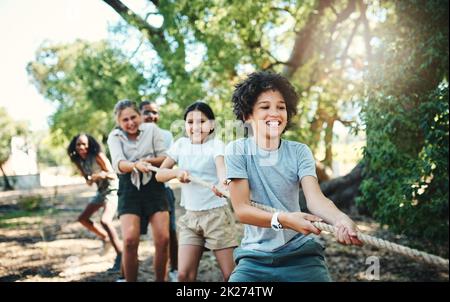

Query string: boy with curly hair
[225,71,362,282]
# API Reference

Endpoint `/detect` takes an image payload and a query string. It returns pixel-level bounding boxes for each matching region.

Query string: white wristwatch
[271,212,283,231]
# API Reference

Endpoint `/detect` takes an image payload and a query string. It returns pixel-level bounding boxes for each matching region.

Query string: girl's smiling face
[117,107,142,137]
[185,110,214,144]
[246,89,288,143]
[75,135,89,159]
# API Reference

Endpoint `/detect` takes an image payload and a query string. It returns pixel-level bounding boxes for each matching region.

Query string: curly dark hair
[231,71,298,129]
[67,134,101,165]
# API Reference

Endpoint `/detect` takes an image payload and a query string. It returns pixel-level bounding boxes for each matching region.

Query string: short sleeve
[224,140,248,179]
[212,139,226,159]
[107,129,127,174]
[297,144,317,180]
[152,125,168,157]
[167,138,181,163]
[163,129,174,149]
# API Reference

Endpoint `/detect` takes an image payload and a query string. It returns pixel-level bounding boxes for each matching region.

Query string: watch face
[272,223,282,230]
[271,212,283,230]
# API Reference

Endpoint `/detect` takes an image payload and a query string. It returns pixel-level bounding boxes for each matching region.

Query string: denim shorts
[89,188,118,207]
[229,238,331,282]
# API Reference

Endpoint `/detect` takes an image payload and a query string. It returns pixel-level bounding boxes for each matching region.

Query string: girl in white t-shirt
[156,102,238,282]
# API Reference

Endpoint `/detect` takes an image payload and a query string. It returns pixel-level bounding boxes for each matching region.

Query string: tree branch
[332,0,356,26]
[282,0,334,78]
[128,37,145,60]
[323,0,357,63]
[263,60,289,70]
[102,0,168,54]
[337,118,356,127]
[270,6,296,18]
[329,4,338,16]
[340,17,362,61]
[358,0,372,61]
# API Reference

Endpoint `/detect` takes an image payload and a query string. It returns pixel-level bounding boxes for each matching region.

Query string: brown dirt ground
[0,184,448,282]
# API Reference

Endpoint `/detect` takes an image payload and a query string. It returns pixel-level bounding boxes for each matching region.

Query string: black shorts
[117,173,168,234]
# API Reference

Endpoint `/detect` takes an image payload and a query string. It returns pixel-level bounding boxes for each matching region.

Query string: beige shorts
[178,205,239,250]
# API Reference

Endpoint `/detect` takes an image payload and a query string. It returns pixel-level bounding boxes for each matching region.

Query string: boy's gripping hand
[333,214,363,246]
[279,212,323,235]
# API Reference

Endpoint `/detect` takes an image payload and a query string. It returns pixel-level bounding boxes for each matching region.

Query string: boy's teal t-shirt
[225,137,317,252]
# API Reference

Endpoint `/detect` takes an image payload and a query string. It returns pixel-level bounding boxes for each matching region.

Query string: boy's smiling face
[246,89,288,143]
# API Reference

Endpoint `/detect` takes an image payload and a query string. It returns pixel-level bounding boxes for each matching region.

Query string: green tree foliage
[27,40,150,144]
[358,0,449,251]
[27,1,383,171]
[103,0,380,169]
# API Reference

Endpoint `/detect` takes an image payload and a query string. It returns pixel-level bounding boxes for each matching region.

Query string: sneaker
[107,253,122,272]
[168,270,178,282]
[116,277,126,282]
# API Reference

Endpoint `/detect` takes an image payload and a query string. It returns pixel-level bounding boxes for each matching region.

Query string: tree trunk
[300,162,367,215]
[282,0,334,77]
[322,117,335,168]
[0,164,14,191]
[315,161,331,182]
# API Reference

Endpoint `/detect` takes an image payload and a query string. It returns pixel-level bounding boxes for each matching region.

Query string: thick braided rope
[314,221,449,267]
[248,201,448,268]
[147,165,449,268]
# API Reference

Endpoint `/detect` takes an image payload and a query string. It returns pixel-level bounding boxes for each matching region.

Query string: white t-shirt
[167,136,227,211]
